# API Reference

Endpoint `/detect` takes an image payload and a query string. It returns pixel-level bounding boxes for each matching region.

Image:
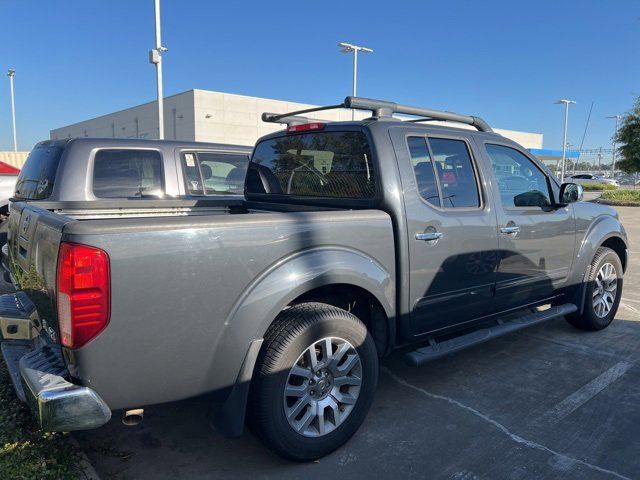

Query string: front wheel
[566,247,623,331]
[249,302,378,461]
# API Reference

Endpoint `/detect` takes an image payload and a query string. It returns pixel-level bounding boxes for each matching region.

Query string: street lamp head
[338,42,355,53]
[337,42,373,54]
[555,99,576,105]
[606,114,621,119]
[7,69,15,77]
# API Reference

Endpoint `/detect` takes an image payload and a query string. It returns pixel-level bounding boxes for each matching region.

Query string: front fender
[206,246,395,392]
[565,209,628,313]
[571,214,628,286]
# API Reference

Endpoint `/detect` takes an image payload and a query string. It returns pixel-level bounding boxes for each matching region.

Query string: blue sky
[0,0,638,153]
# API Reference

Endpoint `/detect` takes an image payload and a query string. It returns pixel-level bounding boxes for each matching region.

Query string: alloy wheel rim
[283,336,362,437]
[592,262,618,318]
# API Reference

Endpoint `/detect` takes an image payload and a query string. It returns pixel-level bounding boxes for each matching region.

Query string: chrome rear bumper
[19,344,111,431]
[0,291,111,432]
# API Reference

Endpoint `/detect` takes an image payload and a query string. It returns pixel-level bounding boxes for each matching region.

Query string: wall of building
[192,90,368,146]
[50,91,195,141]
[50,89,543,149]
[493,128,543,150]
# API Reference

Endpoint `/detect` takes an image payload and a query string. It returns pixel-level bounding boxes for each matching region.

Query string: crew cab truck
[13,137,251,203]
[0,97,628,461]
[1,138,251,277]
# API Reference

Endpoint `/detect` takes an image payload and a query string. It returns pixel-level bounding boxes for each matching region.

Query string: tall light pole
[338,42,373,120]
[149,0,167,139]
[7,69,17,151]
[555,99,576,182]
[606,114,621,176]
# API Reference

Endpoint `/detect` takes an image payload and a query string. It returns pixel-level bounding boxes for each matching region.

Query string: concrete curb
[70,436,101,480]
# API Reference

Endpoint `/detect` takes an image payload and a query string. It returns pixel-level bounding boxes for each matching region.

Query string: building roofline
[50,90,196,132]
[191,88,318,108]
[50,89,543,148]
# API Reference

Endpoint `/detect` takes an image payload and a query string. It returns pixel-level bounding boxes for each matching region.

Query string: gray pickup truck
[13,138,251,203]
[0,97,628,461]
[1,137,251,278]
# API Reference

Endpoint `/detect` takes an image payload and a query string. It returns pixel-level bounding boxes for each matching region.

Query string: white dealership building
[51,89,543,149]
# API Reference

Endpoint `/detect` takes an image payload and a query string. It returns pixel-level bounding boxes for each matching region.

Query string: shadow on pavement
[76,314,640,480]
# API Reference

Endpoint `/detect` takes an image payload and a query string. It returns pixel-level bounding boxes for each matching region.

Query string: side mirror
[558,182,583,205]
[514,190,552,209]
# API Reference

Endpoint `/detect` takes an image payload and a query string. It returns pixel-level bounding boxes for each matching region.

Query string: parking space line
[536,360,633,426]
[381,367,632,480]
[516,332,626,360]
[621,297,640,304]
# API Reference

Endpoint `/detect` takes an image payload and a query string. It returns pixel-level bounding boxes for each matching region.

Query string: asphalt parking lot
[37,206,640,479]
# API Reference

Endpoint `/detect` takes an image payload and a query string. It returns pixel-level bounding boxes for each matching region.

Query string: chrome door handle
[500,226,520,235]
[415,232,443,241]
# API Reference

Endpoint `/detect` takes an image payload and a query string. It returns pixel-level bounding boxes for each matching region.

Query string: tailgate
[6,202,72,344]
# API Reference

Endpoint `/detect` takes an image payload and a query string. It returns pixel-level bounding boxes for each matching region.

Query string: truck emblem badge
[21,214,31,235]
[41,319,57,343]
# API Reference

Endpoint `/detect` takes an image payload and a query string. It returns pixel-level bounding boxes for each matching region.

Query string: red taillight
[286,122,325,134]
[57,242,110,349]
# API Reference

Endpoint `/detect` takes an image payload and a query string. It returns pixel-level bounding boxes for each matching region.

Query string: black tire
[249,302,378,461]
[566,247,623,331]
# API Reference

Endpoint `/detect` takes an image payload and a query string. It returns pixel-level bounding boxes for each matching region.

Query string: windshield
[247,131,375,199]
[14,145,64,200]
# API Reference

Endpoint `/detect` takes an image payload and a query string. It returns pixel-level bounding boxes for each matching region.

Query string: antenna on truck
[261,97,493,132]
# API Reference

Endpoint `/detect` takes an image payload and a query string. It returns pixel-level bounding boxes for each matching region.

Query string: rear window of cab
[246,131,375,199]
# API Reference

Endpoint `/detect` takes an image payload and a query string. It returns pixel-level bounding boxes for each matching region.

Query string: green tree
[615,97,640,174]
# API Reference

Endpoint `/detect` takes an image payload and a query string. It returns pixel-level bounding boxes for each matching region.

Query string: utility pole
[555,99,576,182]
[606,115,621,177]
[597,147,602,172]
[149,0,167,139]
[338,42,373,120]
[7,69,17,151]
[566,143,575,174]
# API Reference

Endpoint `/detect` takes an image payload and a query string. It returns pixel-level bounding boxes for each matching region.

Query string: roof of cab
[35,137,252,153]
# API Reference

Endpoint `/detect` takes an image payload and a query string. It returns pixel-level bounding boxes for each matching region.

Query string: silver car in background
[569,173,619,187]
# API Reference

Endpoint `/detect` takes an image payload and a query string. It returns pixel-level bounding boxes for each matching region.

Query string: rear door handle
[415,232,443,241]
[500,226,520,235]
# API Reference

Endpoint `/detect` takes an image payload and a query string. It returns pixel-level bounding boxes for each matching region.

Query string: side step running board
[405,303,577,367]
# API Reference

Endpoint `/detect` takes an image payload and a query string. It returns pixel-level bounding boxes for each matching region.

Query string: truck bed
[15,198,246,219]
[7,200,395,409]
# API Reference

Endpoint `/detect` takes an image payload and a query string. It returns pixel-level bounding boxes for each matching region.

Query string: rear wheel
[566,247,623,331]
[249,302,378,461]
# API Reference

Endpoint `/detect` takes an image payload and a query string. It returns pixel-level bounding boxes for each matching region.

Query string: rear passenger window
[182,152,248,195]
[407,137,440,207]
[93,149,163,198]
[406,137,480,209]
[429,138,480,208]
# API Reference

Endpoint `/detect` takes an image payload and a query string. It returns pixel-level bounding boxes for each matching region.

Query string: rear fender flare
[209,246,394,436]
[208,247,394,389]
